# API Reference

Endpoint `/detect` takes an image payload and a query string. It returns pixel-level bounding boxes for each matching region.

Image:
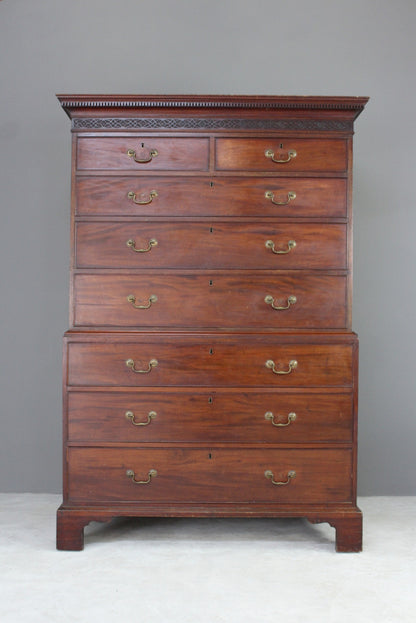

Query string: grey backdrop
[1,0,415,494]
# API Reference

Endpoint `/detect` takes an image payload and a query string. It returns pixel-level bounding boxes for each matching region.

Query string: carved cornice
[57,94,369,118]
[72,117,353,131]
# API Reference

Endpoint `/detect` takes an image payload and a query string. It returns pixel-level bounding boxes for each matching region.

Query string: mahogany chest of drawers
[56,94,368,551]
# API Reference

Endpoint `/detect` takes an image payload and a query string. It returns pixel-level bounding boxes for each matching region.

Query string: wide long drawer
[67,447,353,504]
[75,177,347,218]
[215,138,347,172]
[73,273,347,329]
[75,221,347,270]
[77,137,210,170]
[65,335,356,387]
[67,390,353,443]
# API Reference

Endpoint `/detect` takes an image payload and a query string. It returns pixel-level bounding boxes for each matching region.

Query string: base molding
[56,504,362,552]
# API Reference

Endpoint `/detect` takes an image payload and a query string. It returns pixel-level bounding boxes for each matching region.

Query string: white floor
[0,495,415,623]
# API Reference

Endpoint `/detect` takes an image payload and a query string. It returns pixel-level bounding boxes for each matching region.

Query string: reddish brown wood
[333,513,363,552]
[75,177,347,218]
[75,221,347,270]
[215,138,347,172]
[66,336,354,388]
[58,94,367,551]
[56,507,89,551]
[66,447,353,504]
[77,137,209,170]
[72,272,348,329]
[57,94,368,118]
[67,390,353,443]
[307,510,363,552]
[56,507,114,551]
[56,504,362,552]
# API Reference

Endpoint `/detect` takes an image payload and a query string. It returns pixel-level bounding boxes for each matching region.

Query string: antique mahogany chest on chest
[56,94,368,551]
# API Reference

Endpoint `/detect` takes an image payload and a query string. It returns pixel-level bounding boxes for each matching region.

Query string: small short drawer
[65,334,356,388]
[77,137,209,171]
[67,390,353,443]
[67,447,353,504]
[76,177,214,216]
[215,138,347,172]
[75,221,347,270]
[73,273,348,329]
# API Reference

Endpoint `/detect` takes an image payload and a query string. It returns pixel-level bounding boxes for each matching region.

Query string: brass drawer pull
[125,410,157,426]
[126,238,158,253]
[265,239,296,254]
[264,470,296,486]
[127,294,158,309]
[127,190,158,205]
[265,190,296,205]
[265,411,297,427]
[265,148,297,164]
[127,148,158,164]
[265,359,298,375]
[264,295,297,310]
[126,358,158,374]
[126,468,157,484]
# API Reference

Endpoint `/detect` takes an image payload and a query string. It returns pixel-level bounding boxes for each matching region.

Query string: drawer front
[75,177,347,218]
[77,137,209,170]
[67,447,353,504]
[73,273,347,329]
[75,222,347,270]
[66,338,354,387]
[215,138,347,172]
[67,390,353,443]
